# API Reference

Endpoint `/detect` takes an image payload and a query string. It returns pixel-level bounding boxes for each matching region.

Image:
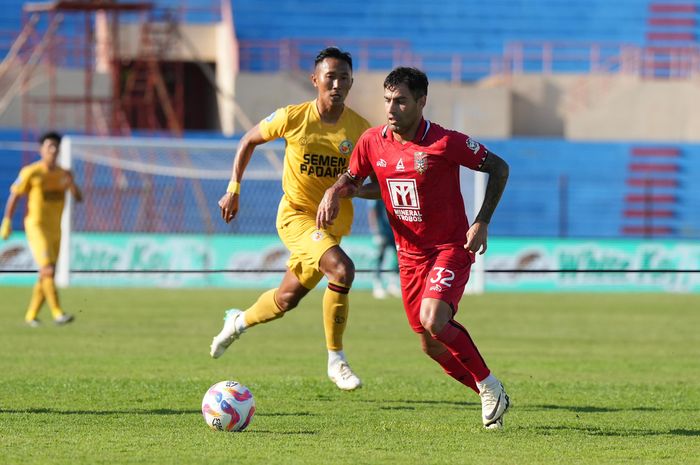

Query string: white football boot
[54,314,74,326]
[478,377,510,429]
[328,361,362,391]
[210,309,244,359]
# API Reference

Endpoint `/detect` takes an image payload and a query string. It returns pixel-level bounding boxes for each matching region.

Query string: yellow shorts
[277,204,342,290]
[25,224,61,267]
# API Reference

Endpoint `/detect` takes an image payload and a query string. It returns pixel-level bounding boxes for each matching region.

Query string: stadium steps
[644,2,699,78]
[621,146,683,237]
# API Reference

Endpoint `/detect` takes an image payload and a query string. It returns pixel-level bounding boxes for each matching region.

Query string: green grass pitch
[0,287,698,465]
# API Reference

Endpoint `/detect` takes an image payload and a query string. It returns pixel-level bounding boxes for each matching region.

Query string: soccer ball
[201,380,256,432]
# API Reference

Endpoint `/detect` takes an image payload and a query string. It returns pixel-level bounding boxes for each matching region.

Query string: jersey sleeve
[258,106,289,141]
[347,130,374,181]
[10,167,31,195]
[445,131,489,170]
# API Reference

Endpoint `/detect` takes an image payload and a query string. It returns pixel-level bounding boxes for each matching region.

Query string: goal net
[56,135,287,285]
[56,135,484,292]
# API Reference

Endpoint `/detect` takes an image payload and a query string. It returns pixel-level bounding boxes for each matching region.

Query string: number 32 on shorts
[429,267,455,288]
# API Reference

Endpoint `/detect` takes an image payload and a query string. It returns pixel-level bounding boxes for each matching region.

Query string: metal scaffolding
[16,0,184,136]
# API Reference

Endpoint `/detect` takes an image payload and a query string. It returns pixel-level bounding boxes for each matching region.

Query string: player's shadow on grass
[534,425,700,437]
[248,430,318,435]
[1,408,317,417]
[0,407,200,415]
[361,399,477,410]
[525,404,663,413]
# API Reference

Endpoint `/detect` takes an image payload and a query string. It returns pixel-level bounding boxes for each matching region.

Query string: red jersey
[348,119,488,254]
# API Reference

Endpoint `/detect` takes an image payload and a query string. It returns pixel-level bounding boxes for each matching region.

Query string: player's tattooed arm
[475,151,509,225]
[466,151,509,254]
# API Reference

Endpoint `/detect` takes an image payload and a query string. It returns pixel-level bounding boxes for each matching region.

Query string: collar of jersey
[381,118,431,144]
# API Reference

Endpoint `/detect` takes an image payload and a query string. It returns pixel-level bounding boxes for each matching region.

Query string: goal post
[463,170,487,295]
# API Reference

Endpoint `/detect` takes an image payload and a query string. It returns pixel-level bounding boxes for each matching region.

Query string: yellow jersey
[259,100,370,237]
[11,161,71,231]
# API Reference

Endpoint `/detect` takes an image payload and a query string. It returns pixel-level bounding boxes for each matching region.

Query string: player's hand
[0,217,11,240]
[465,221,488,254]
[316,189,340,229]
[218,192,240,223]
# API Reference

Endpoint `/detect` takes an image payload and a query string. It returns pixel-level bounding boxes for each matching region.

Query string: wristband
[226,181,241,194]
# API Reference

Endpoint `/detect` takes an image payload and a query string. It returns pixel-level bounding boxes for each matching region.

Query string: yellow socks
[240,283,350,352]
[323,282,350,351]
[242,289,284,328]
[40,276,64,319]
[24,281,45,322]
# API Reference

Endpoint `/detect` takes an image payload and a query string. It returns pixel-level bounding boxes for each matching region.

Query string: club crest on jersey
[311,230,325,241]
[376,159,387,168]
[338,140,353,155]
[414,151,427,174]
[396,158,405,171]
[466,138,480,154]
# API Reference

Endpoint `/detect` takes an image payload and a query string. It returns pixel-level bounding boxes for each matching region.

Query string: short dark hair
[384,67,429,100]
[39,131,62,145]
[314,46,353,71]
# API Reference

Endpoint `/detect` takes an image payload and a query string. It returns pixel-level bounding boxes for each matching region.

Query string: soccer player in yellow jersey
[1,131,83,327]
[209,47,371,390]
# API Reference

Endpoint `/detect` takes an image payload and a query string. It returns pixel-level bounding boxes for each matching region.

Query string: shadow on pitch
[0,408,317,417]
[533,425,700,437]
[364,399,478,410]
[0,407,201,416]
[248,430,317,435]
[523,404,663,413]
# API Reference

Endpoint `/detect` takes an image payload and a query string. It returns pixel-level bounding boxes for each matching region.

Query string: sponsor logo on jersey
[300,153,348,177]
[311,230,325,241]
[466,137,480,154]
[414,151,427,174]
[376,159,387,168]
[386,178,423,223]
[338,140,353,155]
[264,111,276,122]
[429,284,443,292]
[396,158,405,171]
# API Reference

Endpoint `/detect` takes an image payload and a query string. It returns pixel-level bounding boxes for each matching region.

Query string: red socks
[433,320,490,383]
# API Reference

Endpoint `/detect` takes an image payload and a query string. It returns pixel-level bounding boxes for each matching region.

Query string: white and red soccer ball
[201,380,256,432]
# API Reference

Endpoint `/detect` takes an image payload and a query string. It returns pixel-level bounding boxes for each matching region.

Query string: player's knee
[420,316,439,336]
[419,313,447,336]
[40,266,55,278]
[326,259,355,287]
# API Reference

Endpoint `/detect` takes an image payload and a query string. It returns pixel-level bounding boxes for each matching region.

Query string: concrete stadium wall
[496,74,700,141]
[2,65,700,143]
[235,71,511,137]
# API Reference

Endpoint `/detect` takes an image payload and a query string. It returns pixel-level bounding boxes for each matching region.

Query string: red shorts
[398,246,474,333]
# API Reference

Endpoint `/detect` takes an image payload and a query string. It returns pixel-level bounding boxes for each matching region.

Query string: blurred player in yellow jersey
[210,47,371,390]
[1,131,83,327]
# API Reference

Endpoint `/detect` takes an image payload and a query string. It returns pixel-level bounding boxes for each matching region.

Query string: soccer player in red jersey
[317,67,511,428]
